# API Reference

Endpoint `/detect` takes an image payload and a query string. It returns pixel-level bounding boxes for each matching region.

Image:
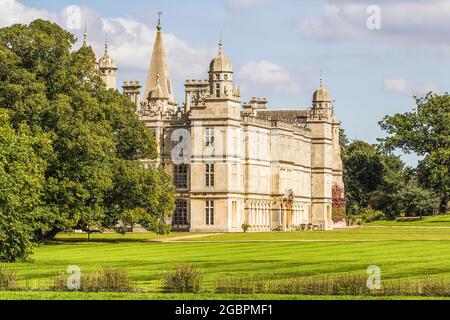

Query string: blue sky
[4,0,450,164]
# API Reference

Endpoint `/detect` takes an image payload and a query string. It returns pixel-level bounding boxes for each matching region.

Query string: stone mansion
[89,18,345,232]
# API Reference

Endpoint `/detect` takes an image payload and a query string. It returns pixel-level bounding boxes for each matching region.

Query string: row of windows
[173,200,216,226]
[215,73,230,81]
[214,84,232,98]
[173,163,215,189]
[169,127,216,148]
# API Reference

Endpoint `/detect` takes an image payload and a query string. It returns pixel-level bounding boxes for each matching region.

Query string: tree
[343,141,386,210]
[379,93,450,212]
[339,128,349,157]
[342,140,434,219]
[0,109,51,261]
[104,160,176,235]
[393,179,440,219]
[0,20,174,242]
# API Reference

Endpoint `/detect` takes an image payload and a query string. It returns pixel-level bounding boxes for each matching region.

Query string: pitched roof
[256,109,311,123]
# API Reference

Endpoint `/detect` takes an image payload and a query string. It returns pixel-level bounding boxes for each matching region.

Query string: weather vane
[157,11,163,30]
[218,31,223,54]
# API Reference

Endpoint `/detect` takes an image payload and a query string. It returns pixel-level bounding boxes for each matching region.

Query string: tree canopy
[342,139,439,219]
[379,93,450,211]
[0,109,50,261]
[0,20,175,261]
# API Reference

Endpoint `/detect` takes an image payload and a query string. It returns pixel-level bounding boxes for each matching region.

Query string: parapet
[185,79,209,86]
[122,80,142,90]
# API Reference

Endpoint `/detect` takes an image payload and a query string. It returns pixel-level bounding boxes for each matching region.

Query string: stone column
[250,203,254,230]
[185,92,191,113]
[252,203,256,230]
[258,204,262,231]
[263,205,267,230]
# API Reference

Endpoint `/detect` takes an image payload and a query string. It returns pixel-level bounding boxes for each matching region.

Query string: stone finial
[82,22,88,47]
[218,31,223,55]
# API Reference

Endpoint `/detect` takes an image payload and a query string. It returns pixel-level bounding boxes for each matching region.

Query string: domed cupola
[313,78,331,103]
[99,43,117,69]
[209,41,234,98]
[209,43,233,73]
[312,77,333,119]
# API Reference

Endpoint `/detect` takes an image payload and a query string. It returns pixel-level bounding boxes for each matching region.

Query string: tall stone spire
[143,12,175,104]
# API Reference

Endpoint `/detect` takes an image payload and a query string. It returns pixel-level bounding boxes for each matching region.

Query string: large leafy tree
[0,109,51,261]
[379,93,450,212]
[104,160,175,235]
[343,141,386,210]
[0,20,174,243]
[343,140,438,218]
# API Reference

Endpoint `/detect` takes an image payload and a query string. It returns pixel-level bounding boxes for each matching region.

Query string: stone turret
[312,78,332,119]
[209,41,235,99]
[308,77,334,230]
[99,42,117,90]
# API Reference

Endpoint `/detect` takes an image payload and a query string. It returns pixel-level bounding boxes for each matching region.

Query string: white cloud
[0,1,213,87]
[384,78,440,95]
[0,0,52,27]
[239,60,300,94]
[225,0,266,13]
[98,16,212,82]
[297,0,450,48]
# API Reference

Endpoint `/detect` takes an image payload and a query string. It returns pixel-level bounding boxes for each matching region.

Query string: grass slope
[368,214,450,227]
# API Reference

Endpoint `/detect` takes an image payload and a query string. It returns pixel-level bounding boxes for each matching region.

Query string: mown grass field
[368,214,450,227]
[1,220,450,300]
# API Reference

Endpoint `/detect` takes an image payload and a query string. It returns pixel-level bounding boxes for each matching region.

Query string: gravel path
[151,233,225,242]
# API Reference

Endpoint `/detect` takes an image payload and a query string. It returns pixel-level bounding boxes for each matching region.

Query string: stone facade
[91,20,345,232]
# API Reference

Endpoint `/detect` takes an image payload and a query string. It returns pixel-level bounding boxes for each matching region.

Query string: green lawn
[1,226,450,300]
[368,214,450,227]
[1,292,448,300]
[179,226,450,241]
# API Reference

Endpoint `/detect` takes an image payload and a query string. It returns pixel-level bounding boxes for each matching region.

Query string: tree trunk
[35,228,62,240]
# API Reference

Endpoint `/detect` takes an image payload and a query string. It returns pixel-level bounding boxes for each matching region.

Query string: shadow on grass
[40,237,148,246]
